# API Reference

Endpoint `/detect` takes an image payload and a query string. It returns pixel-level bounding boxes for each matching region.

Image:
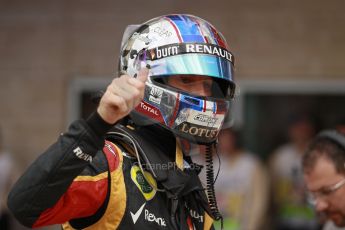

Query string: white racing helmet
[119,14,236,144]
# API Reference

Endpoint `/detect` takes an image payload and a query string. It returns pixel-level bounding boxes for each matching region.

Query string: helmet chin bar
[173,123,219,144]
[130,79,229,144]
[130,108,226,145]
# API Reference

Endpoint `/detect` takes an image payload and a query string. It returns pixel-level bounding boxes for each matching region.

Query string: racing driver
[8,14,236,230]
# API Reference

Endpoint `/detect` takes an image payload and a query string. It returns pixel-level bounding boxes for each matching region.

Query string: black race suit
[8,113,215,230]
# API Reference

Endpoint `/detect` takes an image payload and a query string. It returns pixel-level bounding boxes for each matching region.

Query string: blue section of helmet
[165,15,205,43]
[179,95,205,111]
[149,54,233,82]
[204,24,217,46]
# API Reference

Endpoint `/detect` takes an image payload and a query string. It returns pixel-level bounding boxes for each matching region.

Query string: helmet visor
[149,53,233,80]
[135,53,235,98]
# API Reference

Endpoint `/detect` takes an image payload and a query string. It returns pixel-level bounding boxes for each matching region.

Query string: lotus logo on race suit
[130,165,157,201]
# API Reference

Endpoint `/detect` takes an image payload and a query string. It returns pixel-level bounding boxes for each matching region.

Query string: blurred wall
[1,0,345,167]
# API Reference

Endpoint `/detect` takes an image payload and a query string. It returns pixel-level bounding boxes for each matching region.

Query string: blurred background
[1,0,345,229]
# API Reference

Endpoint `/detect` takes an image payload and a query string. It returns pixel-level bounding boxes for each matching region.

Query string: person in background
[313,118,345,230]
[269,114,319,230]
[303,130,345,230]
[195,128,269,230]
